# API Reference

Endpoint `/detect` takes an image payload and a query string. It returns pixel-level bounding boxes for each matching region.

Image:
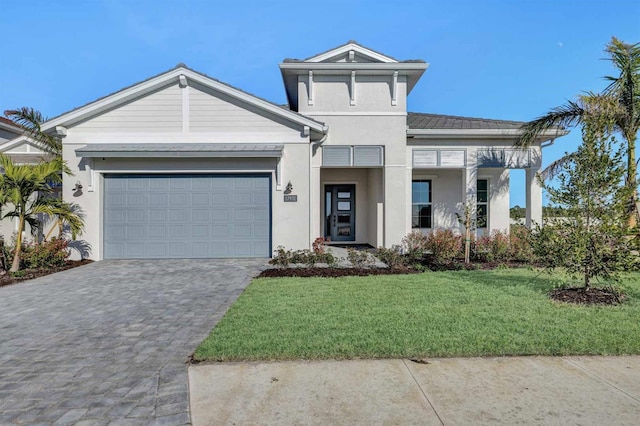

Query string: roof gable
[42,65,327,137]
[295,41,398,64]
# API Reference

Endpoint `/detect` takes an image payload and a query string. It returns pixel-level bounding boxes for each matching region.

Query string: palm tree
[0,155,84,272]
[3,107,62,155]
[514,37,640,220]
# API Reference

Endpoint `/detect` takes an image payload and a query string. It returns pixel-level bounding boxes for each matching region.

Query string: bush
[270,245,338,268]
[401,231,429,263]
[424,229,462,265]
[347,248,374,268]
[20,238,70,269]
[474,230,510,263]
[509,225,533,262]
[376,245,407,269]
[270,246,294,268]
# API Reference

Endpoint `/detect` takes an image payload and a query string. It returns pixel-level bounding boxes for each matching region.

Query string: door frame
[323,183,356,242]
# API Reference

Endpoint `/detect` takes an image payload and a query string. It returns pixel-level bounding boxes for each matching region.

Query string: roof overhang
[280,62,428,110]
[75,143,285,158]
[41,67,327,139]
[406,128,569,141]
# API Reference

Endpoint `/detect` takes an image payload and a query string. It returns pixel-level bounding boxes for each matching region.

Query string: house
[11,41,566,259]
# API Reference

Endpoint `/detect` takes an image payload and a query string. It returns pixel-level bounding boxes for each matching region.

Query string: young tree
[0,155,85,272]
[532,115,634,288]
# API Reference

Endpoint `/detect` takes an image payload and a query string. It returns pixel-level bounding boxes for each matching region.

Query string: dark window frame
[411,179,432,229]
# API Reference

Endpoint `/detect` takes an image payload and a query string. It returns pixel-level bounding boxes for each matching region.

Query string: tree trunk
[626,133,638,228]
[10,216,25,273]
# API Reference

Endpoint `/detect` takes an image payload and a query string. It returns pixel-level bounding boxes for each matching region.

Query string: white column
[526,168,542,228]
[463,150,478,233]
[383,165,407,247]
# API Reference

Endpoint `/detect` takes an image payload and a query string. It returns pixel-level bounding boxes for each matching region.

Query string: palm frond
[514,101,584,148]
[3,107,62,155]
[540,153,576,181]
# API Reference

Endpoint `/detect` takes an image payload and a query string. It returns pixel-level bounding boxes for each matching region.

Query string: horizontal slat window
[353,146,383,166]
[323,146,352,167]
[477,149,530,168]
[413,150,438,168]
[440,150,466,167]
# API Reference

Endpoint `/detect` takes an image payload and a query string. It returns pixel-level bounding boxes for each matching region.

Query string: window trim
[411,179,432,229]
[476,179,489,229]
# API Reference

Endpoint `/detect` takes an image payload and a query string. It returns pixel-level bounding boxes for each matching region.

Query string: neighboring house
[20,41,566,260]
[0,117,56,242]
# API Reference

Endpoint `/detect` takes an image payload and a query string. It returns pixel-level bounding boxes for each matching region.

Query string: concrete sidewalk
[189,356,640,425]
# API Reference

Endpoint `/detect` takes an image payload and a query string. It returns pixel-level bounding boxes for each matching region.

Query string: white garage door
[103,174,271,259]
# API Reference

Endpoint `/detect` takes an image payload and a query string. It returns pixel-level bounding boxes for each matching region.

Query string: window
[477,179,488,229]
[412,180,432,229]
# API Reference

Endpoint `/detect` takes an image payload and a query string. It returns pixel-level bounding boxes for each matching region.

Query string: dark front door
[325,184,355,242]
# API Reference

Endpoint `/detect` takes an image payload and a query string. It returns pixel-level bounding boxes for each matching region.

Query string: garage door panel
[104,174,270,259]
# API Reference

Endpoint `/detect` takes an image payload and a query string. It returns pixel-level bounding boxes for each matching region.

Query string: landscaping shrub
[346,248,375,268]
[376,245,407,269]
[509,225,533,262]
[20,238,70,269]
[473,230,510,263]
[424,229,462,265]
[270,245,339,268]
[270,246,294,268]
[401,231,429,263]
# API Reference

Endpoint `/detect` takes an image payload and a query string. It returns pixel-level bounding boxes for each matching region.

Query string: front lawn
[193,269,640,361]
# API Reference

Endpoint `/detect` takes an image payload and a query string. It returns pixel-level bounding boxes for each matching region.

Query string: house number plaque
[284,195,298,202]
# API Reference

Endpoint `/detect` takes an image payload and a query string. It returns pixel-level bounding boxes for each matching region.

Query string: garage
[103,174,271,259]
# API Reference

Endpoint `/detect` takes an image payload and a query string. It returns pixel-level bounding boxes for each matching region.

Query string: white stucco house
[1,41,566,259]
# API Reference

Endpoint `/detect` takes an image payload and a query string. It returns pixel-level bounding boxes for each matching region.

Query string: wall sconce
[73,181,83,192]
[284,181,293,194]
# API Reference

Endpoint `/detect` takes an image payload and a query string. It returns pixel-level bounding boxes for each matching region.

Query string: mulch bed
[258,266,420,278]
[549,286,624,305]
[0,259,93,288]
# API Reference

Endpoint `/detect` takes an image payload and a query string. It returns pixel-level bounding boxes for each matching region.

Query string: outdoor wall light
[285,181,293,194]
[73,181,83,192]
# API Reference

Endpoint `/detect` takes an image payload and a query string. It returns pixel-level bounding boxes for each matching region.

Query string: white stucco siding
[297,75,407,113]
[480,168,510,233]
[73,84,182,132]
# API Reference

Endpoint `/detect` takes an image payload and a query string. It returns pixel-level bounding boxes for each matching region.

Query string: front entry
[325,184,356,242]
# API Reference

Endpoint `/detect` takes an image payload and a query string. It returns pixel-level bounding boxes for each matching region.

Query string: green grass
[193,269,640,361]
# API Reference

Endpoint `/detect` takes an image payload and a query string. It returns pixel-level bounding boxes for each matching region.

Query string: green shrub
[347,248,374,268]
[401,231,429,263]
[474,230,510,263]
[20,238,70,269]
[509,225,533,262]
[424,229,462,265]
[376,245,407,269]
[270,246,294,268]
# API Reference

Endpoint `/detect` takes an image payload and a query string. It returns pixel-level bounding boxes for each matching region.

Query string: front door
[325,184,355,242]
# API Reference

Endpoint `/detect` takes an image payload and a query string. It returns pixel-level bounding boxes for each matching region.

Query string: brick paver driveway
[0,259,266,425]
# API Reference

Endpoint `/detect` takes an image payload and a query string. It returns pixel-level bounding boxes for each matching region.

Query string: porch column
[383,165,407,247]
[525,168,542,228]
[462,150,478,232]
[310,165,322,246]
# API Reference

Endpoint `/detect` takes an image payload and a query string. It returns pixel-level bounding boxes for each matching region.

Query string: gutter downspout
[309,127,329,249]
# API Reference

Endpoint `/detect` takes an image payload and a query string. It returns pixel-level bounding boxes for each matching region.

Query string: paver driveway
[0,259,266,425]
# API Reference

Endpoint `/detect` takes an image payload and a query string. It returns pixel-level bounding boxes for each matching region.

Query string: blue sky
[1,0,639,206]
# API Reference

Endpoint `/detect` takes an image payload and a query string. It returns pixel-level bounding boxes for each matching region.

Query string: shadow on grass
[439,268,557,297]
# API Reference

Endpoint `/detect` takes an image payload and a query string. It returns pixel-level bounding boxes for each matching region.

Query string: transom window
[412,180,432,229]
[477,179,488,229]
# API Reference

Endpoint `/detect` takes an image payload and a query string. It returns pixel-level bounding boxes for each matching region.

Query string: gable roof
[280,41,428,110]
[407,112,567,140]
[42,64,327,138]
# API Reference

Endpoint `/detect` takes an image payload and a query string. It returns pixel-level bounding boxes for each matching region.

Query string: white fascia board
[279,62,428,73]
[41,68,327,135]
[306,43,398,63]
[0,121,22,133]
[406,128,569,140]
